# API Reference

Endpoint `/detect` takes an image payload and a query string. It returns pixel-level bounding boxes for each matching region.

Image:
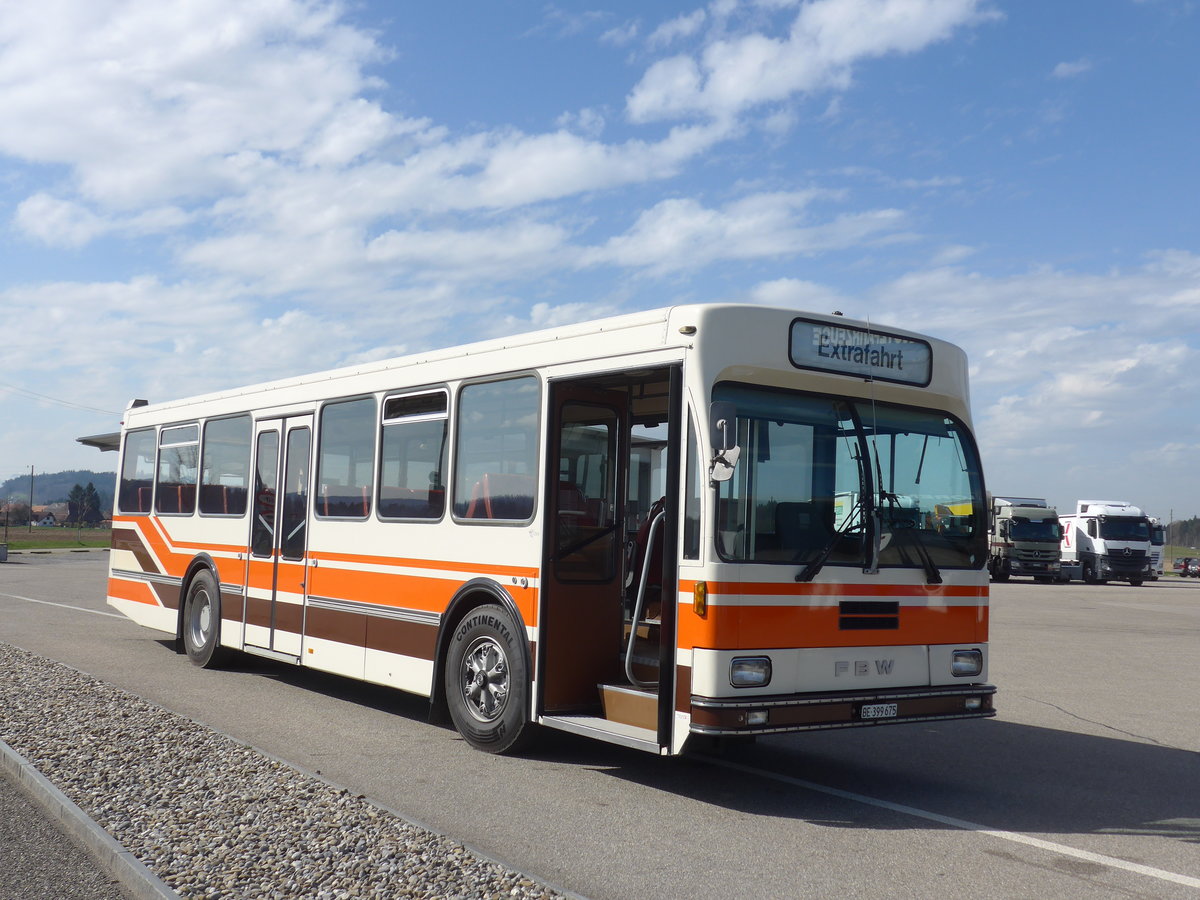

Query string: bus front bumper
[689,684,996,736]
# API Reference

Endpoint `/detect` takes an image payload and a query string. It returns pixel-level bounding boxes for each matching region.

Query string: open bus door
[539,369,681,752]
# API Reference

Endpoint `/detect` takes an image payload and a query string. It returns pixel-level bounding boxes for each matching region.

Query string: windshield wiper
[795,499,863,582]
[879,491,942,584]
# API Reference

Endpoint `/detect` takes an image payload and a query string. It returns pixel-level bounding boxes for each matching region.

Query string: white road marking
[706,756,1200,890]
[0,593,124,618]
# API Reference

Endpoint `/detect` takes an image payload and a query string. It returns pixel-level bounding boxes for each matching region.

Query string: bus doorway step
[599,683,658,731]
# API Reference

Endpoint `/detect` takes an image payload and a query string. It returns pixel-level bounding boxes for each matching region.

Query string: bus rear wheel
[183,569,230,668]
[445,604,531,754]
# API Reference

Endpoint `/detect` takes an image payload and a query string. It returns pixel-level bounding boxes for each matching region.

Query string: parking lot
[1,554,1198,899]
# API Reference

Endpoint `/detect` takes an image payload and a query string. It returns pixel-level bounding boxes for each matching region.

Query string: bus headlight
[730,657,772,688]
[952,649,983,677]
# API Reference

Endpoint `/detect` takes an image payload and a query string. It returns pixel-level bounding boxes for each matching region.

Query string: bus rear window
[118,428,156,514]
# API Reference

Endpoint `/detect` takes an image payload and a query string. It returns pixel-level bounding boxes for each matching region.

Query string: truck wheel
[445,604,532,754]
[1082,561,1098,584]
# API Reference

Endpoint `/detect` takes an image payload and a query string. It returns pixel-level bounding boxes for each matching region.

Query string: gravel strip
[0,642,568,900]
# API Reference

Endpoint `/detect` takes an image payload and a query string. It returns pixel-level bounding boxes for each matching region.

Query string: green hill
[1,469,116,509]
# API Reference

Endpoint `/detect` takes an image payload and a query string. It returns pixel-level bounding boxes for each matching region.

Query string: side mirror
[708,401,741,483]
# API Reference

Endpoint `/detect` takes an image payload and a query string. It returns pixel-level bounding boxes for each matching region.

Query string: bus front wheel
[445,603,531,754]
[182,569,230,668]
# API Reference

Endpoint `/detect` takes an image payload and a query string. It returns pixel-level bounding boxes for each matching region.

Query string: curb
[0,739,178,900]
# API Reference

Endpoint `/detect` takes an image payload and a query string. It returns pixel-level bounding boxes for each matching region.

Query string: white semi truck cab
[1059,500,1153,586]
[1148,517,1165,579]
[988,496,1061,582]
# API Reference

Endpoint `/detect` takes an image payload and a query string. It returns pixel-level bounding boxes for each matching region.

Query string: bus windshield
[713,383,986,572]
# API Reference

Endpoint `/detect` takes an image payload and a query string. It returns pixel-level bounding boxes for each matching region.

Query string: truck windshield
[712,383,986,572]
[1100,517,1151,542]
[1010,519,1061,542]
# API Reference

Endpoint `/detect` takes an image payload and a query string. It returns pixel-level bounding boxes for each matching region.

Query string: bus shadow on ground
[583,719,1200,845]
[149,638,1197,847]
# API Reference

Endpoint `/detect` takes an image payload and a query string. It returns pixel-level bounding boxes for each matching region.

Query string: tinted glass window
[281,428,310,559]
[200,416,251,516]
[118,429,156,514]
[317,397,376,518]
[156,424,199,515]
[379,391,448,520]
[251,431,279,558]
[453,377,539,521]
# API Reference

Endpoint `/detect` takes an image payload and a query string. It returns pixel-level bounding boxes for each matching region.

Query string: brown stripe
[675,664,691,713]
[111,527,160,575]
[306,605,367,648]
[366,617,437,660]
[245,595,273,629]
[150,581,181,611]
[220,589,244,622]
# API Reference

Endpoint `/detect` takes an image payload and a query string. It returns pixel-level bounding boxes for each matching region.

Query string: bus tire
[182,569,230,669]
[445,604,530,754]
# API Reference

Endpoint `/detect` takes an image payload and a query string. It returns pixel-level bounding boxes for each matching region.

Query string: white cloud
[1052,58,1093,79]
[585,192,906,274]
[648,9,708,48]
[627,0,999,122]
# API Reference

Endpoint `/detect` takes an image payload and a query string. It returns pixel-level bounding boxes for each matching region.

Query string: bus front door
[246,415,313,658]
[541,385,628,712]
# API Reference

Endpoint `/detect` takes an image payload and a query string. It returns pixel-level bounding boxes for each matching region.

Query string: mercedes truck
[987,496,1062,582]
[1059,500,1152,586]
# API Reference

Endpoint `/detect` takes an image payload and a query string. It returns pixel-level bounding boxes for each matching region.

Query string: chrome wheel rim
[460,636,509,722]
[187,587,213,649]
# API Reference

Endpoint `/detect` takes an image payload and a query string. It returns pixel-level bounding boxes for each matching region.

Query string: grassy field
[1,527,112,551]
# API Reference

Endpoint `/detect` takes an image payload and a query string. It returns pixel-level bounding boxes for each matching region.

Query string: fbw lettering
[834,659,895,676]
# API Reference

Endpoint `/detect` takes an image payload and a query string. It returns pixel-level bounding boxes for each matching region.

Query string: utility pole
[28,465,34,533]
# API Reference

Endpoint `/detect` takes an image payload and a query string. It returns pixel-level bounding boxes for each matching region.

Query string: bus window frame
[377,386,451,523]
[451,372,542,527]
[154,421,201,518]
[314,394,379,522]
[198,413,253,519]
[117,426,158,516]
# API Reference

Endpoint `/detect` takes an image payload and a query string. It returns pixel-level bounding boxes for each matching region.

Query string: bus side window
[453,376,539,522]
[316,397,376,519]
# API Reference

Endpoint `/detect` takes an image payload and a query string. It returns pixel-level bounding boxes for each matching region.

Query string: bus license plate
[860,703,898,720]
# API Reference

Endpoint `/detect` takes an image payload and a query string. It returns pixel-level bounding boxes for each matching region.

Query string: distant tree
[6,502,31,527]
[68,483,103,530]
[67,484,85,524]
[83,482,103,524]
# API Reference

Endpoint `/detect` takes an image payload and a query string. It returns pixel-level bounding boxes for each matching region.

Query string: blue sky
[1,0,1197,520]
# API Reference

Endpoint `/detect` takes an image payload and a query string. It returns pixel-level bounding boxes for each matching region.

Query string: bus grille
[839,600,899,630]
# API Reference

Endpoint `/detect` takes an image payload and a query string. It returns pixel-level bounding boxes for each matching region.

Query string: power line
[0,380,119,415]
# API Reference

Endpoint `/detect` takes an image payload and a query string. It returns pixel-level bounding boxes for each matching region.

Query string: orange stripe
[309,565,539,626]
[311,549,539,580]
[108,576,160,607]
[678,603,988,650]
[680,579,987,599]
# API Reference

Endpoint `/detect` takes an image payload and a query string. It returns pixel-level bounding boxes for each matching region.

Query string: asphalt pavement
[1,548,169,900]
[0,748,135,900]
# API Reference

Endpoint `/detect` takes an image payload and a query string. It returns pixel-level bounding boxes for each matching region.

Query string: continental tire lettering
[456,614,513,644]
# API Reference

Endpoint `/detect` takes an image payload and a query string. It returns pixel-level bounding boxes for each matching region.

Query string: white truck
[1147,517,1166,579]
[987,496,1062,582]
[1059,500,1152,586]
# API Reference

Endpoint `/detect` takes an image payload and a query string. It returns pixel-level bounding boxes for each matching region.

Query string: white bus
[102,304,994,755]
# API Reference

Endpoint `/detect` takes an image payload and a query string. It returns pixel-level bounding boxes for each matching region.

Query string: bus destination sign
[788,318,932,386]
